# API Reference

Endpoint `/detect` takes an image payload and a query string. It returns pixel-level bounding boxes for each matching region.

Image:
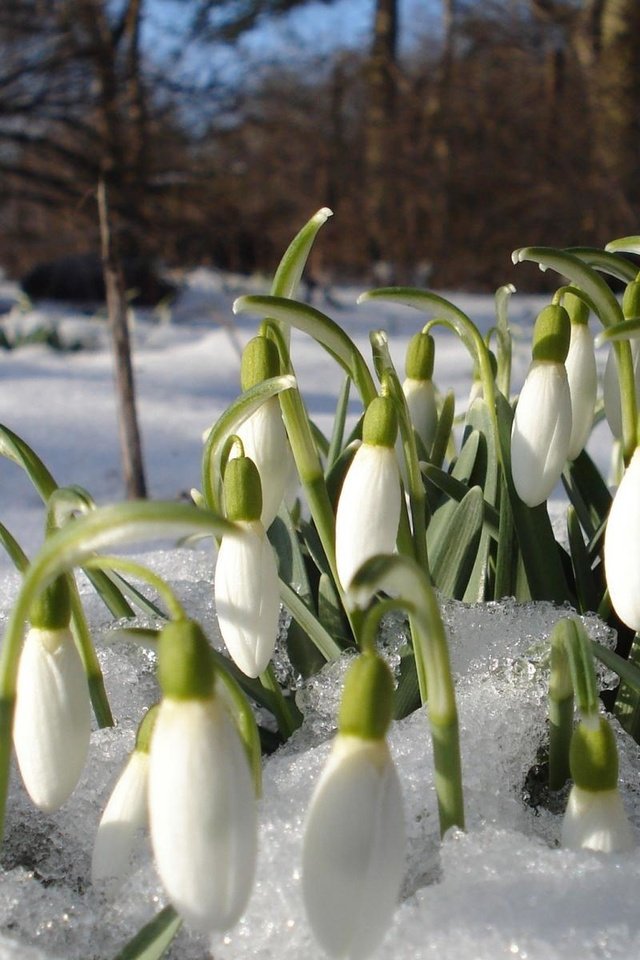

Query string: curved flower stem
[82,555,188,621]
[349,553,464,835]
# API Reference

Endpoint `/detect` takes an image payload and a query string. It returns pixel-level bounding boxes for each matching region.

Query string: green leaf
[430,390,455,469]
[567,506,597,614]
[429,486,484,599]
[562,450,612,541]
[393,642,420,720]
[421,463,499,537]
[512,246,624,329]
[271,207,333,300]
[0,522,29,574]
[0,422,57,501]
[567,246,638,283]
[326,376,351,470]
[596,317,640,345]
[268,509,314,608]
[604,235,640,258]
[427,428,481,523]
[233,295,377,406]
[318,571,351,646]
[112,905,182,960]
[463,399,500,601]
[279,579,343,661]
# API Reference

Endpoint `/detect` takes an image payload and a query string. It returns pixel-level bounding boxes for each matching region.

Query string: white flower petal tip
[561,785,636,853]
[234,399,294,529]
[402,378,437,452]
[91,751,149,887]
[214,521,280,678]
[149,698,257,934]
[604,448,640,631]
[302,736,405,960]
[335,445,401,591]
[13,627,91,813]
[510,362,572,507]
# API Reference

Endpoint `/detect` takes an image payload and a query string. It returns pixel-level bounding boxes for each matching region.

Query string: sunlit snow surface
[0,548,638,960]
[0,270,637,958]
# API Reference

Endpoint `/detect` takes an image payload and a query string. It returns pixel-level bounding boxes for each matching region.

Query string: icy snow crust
[0,552,637,960]
[0,271,637,957]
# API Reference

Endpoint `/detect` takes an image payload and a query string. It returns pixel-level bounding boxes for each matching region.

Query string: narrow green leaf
[326,376,351,470]
[613,634,640,740]
[604,236,640,258]
[562,451,612,541]
[112,905,182,960]
[318,571,351,646]
[393,643,421,720]
[429,486,484,599]
[494,477,519,599]
[595,639,640,696]
[269,509,314,608]
[421,463,499,537]
[596,317,640,345]
[233,295,377,406]
[567,246,638,283]
[463,399,500,601]
[0,522,29,573]
[271,207,333,299]
[0,422,57,501]
[279,579,343,661]
[430,390,455,469]
[567,506,596,614]
[427,428,481,525]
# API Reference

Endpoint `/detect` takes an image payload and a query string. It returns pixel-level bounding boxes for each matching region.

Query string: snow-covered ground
[0,267,635,960]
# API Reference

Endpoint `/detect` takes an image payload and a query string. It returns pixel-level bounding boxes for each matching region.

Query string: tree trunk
[98,179,147,499]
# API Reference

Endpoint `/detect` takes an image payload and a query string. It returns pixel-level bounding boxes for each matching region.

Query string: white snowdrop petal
[235,398,294,528]
[565,324,597,460]
[604,448,640,630]
[303,736,405,960]
[13,627,91,813]
[214,521,280,678]
[510,362,572,507]
[149,698,257,933]
[91,751,149,885]
[402,378,437,451]
[561,785,636,853]
[335,444,401,590]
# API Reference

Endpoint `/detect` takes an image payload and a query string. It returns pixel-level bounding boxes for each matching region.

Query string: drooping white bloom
[604,448,640,630]
[335,443,401,591]
[561,784,636,853]
[92,749,149,886]
[565,322,597,460]
[235,398,295,528]
[603,341,640,440]
[510,361,572,507]
[403,377,437,453]
[149,696,257,933]
[13,626,91,813]
[303,734,405,960]
[215,519,280,677]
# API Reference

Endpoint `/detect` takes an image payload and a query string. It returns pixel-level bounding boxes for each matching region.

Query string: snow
[0,267,635,960]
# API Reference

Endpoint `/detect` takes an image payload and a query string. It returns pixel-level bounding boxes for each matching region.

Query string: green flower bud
[563,291,589,327]
[623,281,640,321]
[405,332,434,381]
[570,716,618,793]
[223,455,263,522]
[135,703,160,754]
[157,619,215,700]
[29,576,71,631]
[338,652,395,740]
[240,336,281,390]
[362,396,398,448]
[531,305,571,363]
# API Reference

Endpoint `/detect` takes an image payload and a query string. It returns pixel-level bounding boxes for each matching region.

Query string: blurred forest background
[1,0,639,292]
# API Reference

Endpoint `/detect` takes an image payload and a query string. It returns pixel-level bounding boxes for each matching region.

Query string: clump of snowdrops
[1,210,640,958]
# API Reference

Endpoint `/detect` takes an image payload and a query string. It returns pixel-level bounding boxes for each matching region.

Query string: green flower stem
[348,553,464,834]
[0,522,29,574]
[215,669,263,797]
[549,695,574,791]
[82,555,188,620]
[259,663,300,740]
[0,500,234,843]
[68,581,113,728]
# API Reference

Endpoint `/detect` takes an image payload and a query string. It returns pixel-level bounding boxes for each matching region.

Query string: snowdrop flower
[234,334,295,528]
[561,715,635,853]
[401,331,437,455]
[13,577,91,813]
[510,304,572,507]
[336,394,401,591]
[215,454,280,677]
[604,446,640,630]
[563,293,597,460]
[92,705,158,886]
[149,619,257,933]
[303,652,405,960]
